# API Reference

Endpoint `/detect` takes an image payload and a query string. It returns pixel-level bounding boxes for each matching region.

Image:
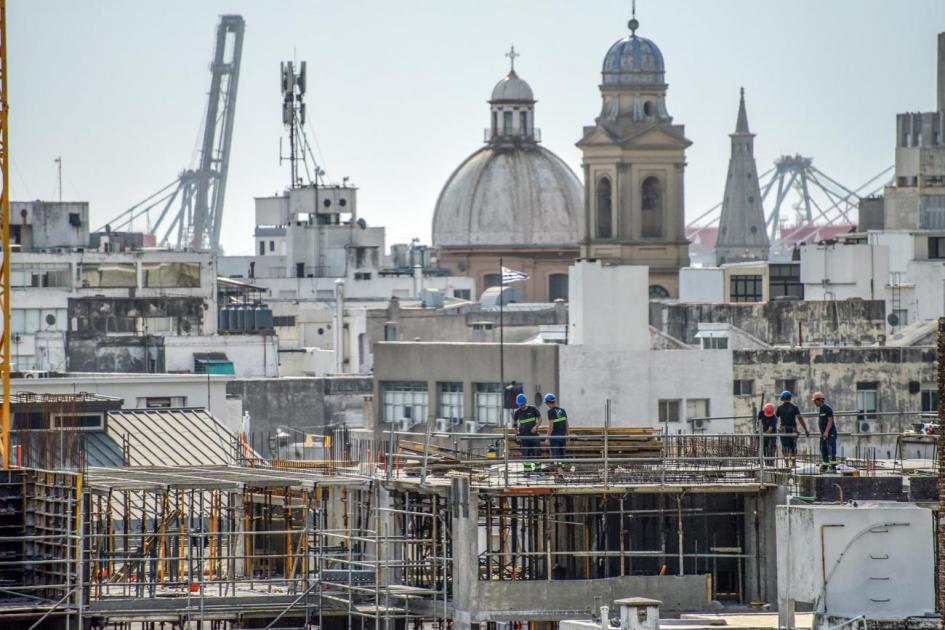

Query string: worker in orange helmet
[812,392,837,473]
[757,402,778,463]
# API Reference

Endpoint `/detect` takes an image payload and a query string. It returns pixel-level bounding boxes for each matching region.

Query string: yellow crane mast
[0,0,10,470]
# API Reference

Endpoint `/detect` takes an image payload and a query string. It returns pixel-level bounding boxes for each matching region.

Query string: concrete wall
[776,503,934,621]
[474,575,710,619]
[650,299,886,346]
[801,242,889,301]
[569,262,649,350]
[227,376,372,455]
[733,346,937,450]
[679,267,724,302]
[560,345,734,432]
[12,201,90,249]
[163,334,279,377]
[371,342,558,429]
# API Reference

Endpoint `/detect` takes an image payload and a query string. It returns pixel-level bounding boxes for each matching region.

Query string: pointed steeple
[716,88,769,265]
[735,87,750,134]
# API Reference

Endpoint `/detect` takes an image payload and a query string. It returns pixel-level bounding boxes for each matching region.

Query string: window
[519,111,528,135]
[11,265,70,288]
[548,274,568,302]
[641,176,664,238]
[272,315,296,327]
[438,382,464,423]
[137,396,187,408]
[892,309,908,327]
[733,380,754,396]
[380,381,428,424]
[643,101,654,117]
[921,389,938,413]
[269,240,275,252]
[384,323,399,341]
[79,263,137,288]
[769,264,803,299]
[492,111,497,135]
[11,308,67,334]
[658,399,680,423]
[701,336,729,350]
[51,413,104,431]
[729,274,763,302]
[503,111,513,135]
[475,383,505,426]
[649,285,670,299]
[686,399,710,421]
[259,241,265,255]
[775,379,798,396]
[454,289,471,301]
[142,262,200,288]
[929,237,945,259]
[596,177,613,239]
[354,272,372,280]
[856,382,878,421]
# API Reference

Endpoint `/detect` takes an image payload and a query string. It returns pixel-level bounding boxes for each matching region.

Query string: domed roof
[602,33,665,85]
[491,70,534,102]
[432,146,583,248]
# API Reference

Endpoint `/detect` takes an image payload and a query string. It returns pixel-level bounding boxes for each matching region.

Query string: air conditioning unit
[692,418,705,430]
[463,420,478,434]
[859,421,871,433]
[434,418,450,433]
[395,418,410,433]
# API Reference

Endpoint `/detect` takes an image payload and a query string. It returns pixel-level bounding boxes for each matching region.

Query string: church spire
[735,87,750,134]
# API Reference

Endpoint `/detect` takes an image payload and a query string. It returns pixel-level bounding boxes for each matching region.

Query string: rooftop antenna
[629,0,639,35]
[505,45,519,73]
[280,59,307,189]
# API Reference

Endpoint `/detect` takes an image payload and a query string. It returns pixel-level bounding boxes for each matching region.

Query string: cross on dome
[505,45,520,72]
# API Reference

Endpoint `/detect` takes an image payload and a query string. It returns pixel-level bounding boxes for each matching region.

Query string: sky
[9,1,945,255]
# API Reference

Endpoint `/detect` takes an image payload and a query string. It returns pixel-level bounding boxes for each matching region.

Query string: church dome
[491,70,534,102]
[602,31,665,85]
[432,145,583,248]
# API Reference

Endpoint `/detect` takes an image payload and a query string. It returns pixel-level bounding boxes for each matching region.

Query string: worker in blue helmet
[544,393,569,466]
[775,390,810,469]
[512,392,542,460]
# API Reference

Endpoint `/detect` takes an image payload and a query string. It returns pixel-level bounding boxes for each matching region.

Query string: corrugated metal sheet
[100,408,237,467]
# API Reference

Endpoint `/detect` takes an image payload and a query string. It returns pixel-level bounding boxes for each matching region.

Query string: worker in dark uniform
[544,393,568,466]
[775,391,809,469]
[757,402,777,463]
[512,393,542,460]
[812,392,837,473]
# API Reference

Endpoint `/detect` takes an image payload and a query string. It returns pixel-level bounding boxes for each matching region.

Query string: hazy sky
[10,1,945,255]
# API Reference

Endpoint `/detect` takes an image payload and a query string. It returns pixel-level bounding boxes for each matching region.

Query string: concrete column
[938,32,945,113]
[450,477,478,630]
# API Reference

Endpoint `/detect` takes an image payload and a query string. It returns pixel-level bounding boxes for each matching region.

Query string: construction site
[0,393,934,629]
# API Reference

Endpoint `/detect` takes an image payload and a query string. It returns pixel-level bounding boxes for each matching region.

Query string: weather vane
[629,0,639,35]
[505,45,519,72]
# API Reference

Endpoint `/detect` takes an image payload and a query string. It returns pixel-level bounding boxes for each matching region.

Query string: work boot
[818,464,827,474]
[828,461,838,473]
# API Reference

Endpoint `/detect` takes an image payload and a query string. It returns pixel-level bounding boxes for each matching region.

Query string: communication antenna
[280,60,307,189]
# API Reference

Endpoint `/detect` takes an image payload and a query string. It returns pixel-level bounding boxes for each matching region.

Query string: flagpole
[499,257,504,428]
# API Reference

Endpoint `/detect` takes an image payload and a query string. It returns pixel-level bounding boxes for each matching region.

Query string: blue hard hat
[544,392,556,403]
[779,390,792,400]
[515,393,528,406]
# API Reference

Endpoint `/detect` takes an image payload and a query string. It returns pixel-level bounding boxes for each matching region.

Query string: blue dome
[602,34,665,85]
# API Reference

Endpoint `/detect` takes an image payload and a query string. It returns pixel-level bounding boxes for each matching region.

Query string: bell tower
[577,13,690,298]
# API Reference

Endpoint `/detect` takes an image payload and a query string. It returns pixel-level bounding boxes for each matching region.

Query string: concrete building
[431,54,583,302]
[10,200,90,250]
[578,17,690,297]
[715,89,770,265]
[561,262,734,432]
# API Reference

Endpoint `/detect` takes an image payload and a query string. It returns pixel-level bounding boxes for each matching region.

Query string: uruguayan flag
[501,266,529,284]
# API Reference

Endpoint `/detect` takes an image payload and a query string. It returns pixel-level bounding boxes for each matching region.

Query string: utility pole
[54,156,61,201]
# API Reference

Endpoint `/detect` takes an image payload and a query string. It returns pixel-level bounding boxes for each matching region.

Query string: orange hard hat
[763,403,775,417]
[811,391,826,401]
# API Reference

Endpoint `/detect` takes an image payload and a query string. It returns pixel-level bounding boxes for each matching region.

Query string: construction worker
[512,393,542,460]
[544,393,568,466]
[812,392,837,473]
[757,402,777,463]
[775,391,810,469]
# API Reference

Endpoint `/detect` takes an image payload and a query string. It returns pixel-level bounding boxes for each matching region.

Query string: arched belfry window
[641,176,664,238]
[596,177,613,239]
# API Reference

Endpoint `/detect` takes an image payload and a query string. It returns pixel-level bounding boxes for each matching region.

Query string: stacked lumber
[564,427,662,459]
